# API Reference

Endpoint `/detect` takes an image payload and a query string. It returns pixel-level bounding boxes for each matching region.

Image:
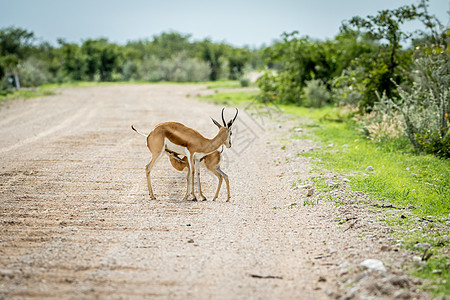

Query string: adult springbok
[166,148,230,202]
[132,108,237,201]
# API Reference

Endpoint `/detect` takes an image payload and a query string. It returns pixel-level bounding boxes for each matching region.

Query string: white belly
[194,152,207,160]
[164,138,188,156]
[164,138,210,162]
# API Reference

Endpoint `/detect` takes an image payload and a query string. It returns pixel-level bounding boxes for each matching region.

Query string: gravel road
[0,85,429,299]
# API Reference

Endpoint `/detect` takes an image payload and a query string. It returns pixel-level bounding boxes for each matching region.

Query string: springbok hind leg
[145,151,164,200]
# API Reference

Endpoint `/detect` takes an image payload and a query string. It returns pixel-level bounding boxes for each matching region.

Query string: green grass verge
[205,80,241,89]
[0,86,55,102]
[200,89,450,297]
[0,80,228,102]
[0,81,121,102]
[305,121,449,218]
[199,90,259,106]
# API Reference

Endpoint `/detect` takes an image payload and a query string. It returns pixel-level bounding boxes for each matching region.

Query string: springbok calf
[166,149,230,201]
[131,108,237,201]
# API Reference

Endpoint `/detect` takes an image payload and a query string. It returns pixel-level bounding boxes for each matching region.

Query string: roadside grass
[0,80,226,102]
[199,90,259,106]
[0,86,55,102]
[200,89,450,297]
[205,80,241,89]
[304,121,449,218]
[0,81,118,102]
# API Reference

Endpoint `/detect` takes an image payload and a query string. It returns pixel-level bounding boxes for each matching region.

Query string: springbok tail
[131,125,148,137]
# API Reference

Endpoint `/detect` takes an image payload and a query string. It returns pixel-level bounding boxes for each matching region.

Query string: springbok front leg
[183,170,190,201]
[216,167,230,202]
[209,168,223,201]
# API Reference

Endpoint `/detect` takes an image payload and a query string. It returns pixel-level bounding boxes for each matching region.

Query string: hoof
[189,197,198,202]
[149,195,156,200]
[200,197,207,202]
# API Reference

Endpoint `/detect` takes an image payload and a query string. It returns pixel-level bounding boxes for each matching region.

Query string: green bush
[124,52,210,82]
[122,60,140,81]
[171,54,210,82]
[304,79,331,108]
[355,96,405,143]
[17,57,53,87]
[400,50,449,157]
[239,77,250,87]
[255,71,282,104]
[415,129,450,157]
[370,49,450,157]
[332,67,365,107]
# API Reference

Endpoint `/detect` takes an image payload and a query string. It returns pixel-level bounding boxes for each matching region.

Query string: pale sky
[0,0,448,47]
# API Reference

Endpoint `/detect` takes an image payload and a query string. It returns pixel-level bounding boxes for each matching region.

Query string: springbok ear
[210,117,222,129]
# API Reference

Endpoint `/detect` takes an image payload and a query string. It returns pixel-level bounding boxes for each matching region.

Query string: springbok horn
[227,108,239,127]
[221,107,226,127]
[231,108,239,124]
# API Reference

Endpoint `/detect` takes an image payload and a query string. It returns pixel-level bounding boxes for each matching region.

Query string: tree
[415,0,447,48]
[58,40,86,81]
[151,32,195,60]
[0,27,35,79]
[81,39,101,80]
[228,48,250,79]
[98,42,120,81]
[80,39,121,81]
[201,41,226,81]
[341,2,422,109]
[257,31,374,105]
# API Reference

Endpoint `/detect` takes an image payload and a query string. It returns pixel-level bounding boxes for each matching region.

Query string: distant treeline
[0,30,263,87]
[1,0,448,156]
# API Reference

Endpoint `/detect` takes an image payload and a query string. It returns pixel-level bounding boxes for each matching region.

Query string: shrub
[356,99,405,143]
[414,129,450,156]
[399,50,449,157]
[131,53,210,82]
[304,79,331,108]
[239,77,250,87]
[370,50,450,157]
[122,60,140,81]
[332,67,365,107]
[174,54,210,82]
[255,71,282,104]
[16,57,52,87]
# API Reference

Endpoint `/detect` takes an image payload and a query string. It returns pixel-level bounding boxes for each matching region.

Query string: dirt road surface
[0,85,428,299]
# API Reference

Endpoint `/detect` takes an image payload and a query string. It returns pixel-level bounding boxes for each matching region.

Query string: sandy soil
[0,85,430,299]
